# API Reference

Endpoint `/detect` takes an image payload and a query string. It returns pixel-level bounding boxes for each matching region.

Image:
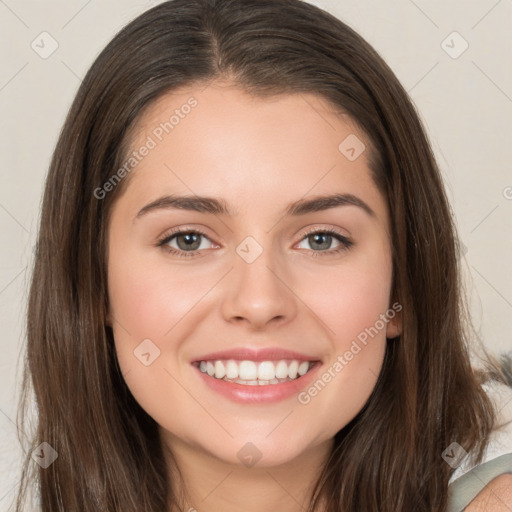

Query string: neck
[162,431,333,512]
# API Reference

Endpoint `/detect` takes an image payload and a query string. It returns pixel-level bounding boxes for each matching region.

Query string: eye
[156,226,354,259]
[296,228,353,256]
[157,228,215,258]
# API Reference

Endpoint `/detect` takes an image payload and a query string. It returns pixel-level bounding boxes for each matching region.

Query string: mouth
[192,358,318,386]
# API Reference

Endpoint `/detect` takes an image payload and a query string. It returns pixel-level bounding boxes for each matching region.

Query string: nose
[220,244,298,330]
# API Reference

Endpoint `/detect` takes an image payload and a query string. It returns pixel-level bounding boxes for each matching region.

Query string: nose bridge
[220,234,297,328]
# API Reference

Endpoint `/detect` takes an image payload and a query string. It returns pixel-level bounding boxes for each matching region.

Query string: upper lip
[191,347,321,363]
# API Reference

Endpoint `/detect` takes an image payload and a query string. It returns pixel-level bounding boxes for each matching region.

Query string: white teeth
[298,361,310,376]
[214,361,226,379]
[225,360,238,379]
[275,360,288,379]
[258,361,275,380]
[196,358,315,384]
[288,360,299,379]
[239,361,258,380]
[228,377,282,386]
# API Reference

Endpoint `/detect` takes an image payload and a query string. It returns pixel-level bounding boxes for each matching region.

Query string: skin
[464,474,512,511]
[106,80,403,512]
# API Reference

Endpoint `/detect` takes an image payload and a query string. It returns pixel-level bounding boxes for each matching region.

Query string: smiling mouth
[192,359,317,386]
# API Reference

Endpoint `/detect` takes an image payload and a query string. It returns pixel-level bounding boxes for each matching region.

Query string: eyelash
[156,226,354,259]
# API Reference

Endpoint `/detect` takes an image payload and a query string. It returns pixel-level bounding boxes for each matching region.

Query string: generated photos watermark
[94,96,198,200]
[297,301,402,405]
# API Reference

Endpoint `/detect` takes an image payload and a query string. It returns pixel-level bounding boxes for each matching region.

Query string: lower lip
[193,362,322,403]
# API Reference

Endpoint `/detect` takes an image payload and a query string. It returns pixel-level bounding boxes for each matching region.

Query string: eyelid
[156,225,216,250]
[296,224,351,241]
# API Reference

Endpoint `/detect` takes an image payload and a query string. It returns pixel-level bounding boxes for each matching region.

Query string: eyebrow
[134,192,376,220]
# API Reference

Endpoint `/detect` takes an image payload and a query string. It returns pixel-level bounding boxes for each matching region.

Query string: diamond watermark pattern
[31,32,59,59]
[236,236,263,264]
[338,134,366,161]
[441,31,469,59]
[31,442,58,469]
[237,442,263,467]
[442,442,468,468]
[133,338,161,366]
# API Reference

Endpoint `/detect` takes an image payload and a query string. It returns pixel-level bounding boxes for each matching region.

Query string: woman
[15,0,512,510]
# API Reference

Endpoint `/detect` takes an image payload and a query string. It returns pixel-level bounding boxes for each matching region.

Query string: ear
[386,304,402,340]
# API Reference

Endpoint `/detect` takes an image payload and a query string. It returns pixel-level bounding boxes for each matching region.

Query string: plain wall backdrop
[1,0,511,508]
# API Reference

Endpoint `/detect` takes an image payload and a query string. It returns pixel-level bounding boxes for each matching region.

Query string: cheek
[294,249,392,414]
[108,248,210,341]
[338,274,390,346]
[312,268,389,368]
[300,249,393,346]
[107,251,202,423]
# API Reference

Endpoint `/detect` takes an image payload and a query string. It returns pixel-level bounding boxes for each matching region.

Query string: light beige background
[1,0,511,508]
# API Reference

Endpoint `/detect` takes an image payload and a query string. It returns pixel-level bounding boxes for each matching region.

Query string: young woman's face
[106,81,401,468]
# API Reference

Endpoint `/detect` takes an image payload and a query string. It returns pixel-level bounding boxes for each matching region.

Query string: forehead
[130,81,367,154]
[116,81,387,225]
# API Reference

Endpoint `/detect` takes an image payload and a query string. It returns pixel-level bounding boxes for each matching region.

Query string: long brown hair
[14,0,510,510]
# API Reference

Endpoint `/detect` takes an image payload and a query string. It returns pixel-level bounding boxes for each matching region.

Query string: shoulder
[464,473,512,511]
